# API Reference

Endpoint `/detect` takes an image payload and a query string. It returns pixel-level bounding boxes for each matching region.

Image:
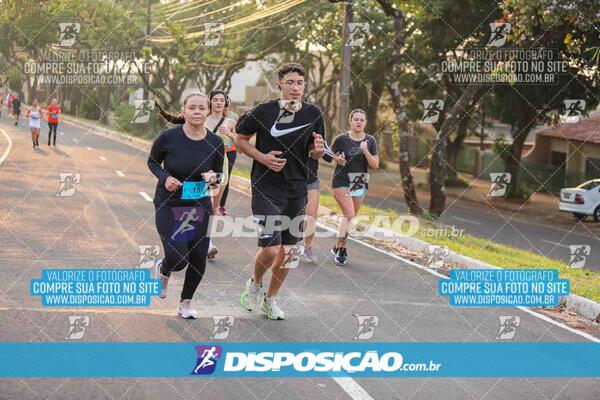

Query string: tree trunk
[429,83,481,216]
[366,78,384,134]
[505,107,537,198]
[446,116,469,179]
[377,0,423,215]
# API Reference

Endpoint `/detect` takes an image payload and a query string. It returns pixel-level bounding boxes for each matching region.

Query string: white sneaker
[261,296,285,320]
[178,299,198,319]
[207,241,218,260]
[156,260,169,299]
[240,278,262,311]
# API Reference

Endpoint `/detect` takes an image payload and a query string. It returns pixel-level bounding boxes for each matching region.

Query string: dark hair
[155,92,208,125]
[208,89,230,113]
[277,63,305,79]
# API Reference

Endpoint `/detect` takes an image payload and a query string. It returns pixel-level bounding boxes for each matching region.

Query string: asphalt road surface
[0,115,599,399]
[234,143,600,269]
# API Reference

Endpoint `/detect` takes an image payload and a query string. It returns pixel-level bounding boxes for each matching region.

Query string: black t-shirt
[12,98,21,111]
[147,125,224,208]
[331,132,378,188]
[236,99,325,197]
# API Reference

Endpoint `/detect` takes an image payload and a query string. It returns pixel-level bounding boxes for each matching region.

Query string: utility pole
[338,0,353,132]
[143,0,152,101]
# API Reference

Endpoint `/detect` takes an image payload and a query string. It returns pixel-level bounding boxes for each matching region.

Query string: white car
[559,179,600,221]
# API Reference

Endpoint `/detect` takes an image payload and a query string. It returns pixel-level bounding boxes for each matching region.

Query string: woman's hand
[333,151,347,166]
[218,124,235,140]
[359,141,369,154]
[202,170,221,190]
[164,176,182,192]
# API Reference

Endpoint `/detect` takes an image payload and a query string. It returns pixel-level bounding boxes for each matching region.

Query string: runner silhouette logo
[192,345,222,375]
[58,23,80,47]
[420,100,444,123]
[561,99,586,123]
[170,207,205,242]
[487,22,511,47]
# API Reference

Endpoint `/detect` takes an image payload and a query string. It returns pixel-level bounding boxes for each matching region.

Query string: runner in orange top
[47,98,60,146]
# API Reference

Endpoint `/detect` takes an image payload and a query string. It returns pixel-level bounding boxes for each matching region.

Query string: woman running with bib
[26,99,42,148]
[204,89,237,259]
[148,93,224,319]
[206,89,237,217]
[47,98,60,146]
[155,90,235,261]
[330,109,379,265]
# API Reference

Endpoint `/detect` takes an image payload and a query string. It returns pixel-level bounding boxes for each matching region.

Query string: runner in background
[224,102,238,121]
[302,137,334,263]
[12,92,21,126]
[218,94,238,216]
[7,92,14,118]
[0,91,4,118]
[26,99,42,148]
[204,89,236,259]
[47,98,60,146]
[330,109,379,265]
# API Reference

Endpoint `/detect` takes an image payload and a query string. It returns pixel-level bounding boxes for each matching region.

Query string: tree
[489,0,600,198]
[375,0,423,214]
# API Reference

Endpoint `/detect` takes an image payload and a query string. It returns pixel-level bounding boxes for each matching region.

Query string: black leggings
[220,150,237,207]
[155,203,211,300]
[48,122,58,145]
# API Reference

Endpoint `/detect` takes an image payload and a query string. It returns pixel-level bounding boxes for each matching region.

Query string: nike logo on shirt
[270,123,310,137]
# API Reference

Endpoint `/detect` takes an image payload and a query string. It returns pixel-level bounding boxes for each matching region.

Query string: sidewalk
[353,158,599,230]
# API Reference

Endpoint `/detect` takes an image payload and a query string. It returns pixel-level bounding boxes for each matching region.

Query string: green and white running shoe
[240,278,262,311]
[261,296,285,320]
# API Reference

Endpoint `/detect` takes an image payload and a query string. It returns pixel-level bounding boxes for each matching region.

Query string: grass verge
[233,170,600,303]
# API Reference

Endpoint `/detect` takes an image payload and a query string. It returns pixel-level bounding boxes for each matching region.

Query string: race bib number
[51,113,58,119]
[181,181,209,200]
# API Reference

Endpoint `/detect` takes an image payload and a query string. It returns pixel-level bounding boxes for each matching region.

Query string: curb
[346,216,600,322]
[65,114,600,323]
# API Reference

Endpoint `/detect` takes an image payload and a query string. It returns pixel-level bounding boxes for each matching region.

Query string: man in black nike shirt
[236,63,325,320]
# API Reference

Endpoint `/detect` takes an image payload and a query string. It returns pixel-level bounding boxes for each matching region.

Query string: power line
[150,0,306,43]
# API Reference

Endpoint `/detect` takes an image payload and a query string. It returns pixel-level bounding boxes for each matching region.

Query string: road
[233,147,600,269]
[0,115,599,399]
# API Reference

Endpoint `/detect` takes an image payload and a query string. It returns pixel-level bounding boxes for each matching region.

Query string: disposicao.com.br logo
[190,344,442,377]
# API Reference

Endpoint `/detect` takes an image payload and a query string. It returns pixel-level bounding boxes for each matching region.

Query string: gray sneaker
[240,278,262,311]
[302,246,318,263]
[262,296,285,320]
[207,241,218,260]
[178,299,198,319]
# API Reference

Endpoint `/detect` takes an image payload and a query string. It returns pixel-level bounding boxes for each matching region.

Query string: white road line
[228,189,373,400]
[86,146,93,150]
[139,191,153,202]
[231,182,600,345]
[72,138,79,143]
[332,378,374,400]
[452,216,483,225]
[116,170,125,177]
[0,128,13,166]
[540,239,570,249]
[59,131,64,136]
[99,156,107,161]
[231,181,600,399]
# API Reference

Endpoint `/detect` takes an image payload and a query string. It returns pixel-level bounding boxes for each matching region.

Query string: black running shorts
[251,190,307,247]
